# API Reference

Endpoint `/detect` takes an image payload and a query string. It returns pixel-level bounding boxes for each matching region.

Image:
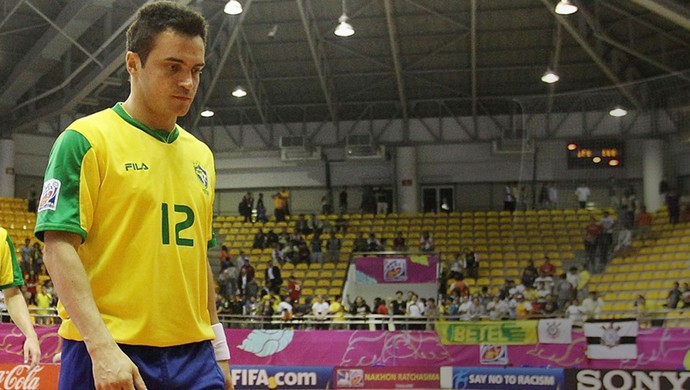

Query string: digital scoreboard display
[566,140,623,169]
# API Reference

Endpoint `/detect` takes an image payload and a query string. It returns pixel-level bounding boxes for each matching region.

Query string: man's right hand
[91,346,147,390]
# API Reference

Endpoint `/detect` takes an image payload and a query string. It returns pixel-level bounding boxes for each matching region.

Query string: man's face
[128,29,205,125]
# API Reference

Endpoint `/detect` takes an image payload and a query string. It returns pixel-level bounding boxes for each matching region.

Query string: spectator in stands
[534,273,554,301]
[296,242,311,265]
[265,229,279,248]
[448,275,471,298]
[598,211,616,268]
[26,185,38,213]
[613,222,634,258]
[541,294,559,317]
[259,298,275,329]
[566,266,579,292]
[555,273,573,310]
[449,253,464,278]
[308,214,324,236]
[239,257,255,290]
[367,233,383,252]
[310,234,324,265]
[581,291,604,320]
[235,250,249,269]
[349,296,371,316]
[321,193,332,215]
[20,238,32,276]
[30,242,43,275]
[294,214,310,235]
[279,188,291,217]
[514,294,533,320]
[575,183,591,209]
[217,263,238,299]
[538,256,556,277]
[252,228,266,249]
[406,294,424,329]
[548,182,559,209]
[390,291,407,318]
[277,296,293,326]
[635,294,664,327]
[666,188,680,224]
[486,296,510,320]
[273,192,286,222]
[577,265,591,301]
[334,212,347,233]
[353,233,368,253]
[565,298,585,326]
[425,298,439,329]
[265,259,283,295]
[239,192,254,222]
[329,295,347,328]
[583,215,601,270]
[287,276,301,305]
[392,231,407,251]
[325,233,341,263]
[666,282,682,309]
[502,183,516,212]
[269,242,284,266]
[35,284,53,325]
[467,296,485,321]
[463,248,479,280]
[311,295,330,329]
[219,245,231,272]
[521,259,538,289]
[255,193,268,223]
[339,188,348,213]
[419,231,434,252]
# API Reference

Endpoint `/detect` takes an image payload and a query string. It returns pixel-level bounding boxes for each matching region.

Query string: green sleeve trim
[34,129,92,242]
[112,103,180,143]
[208,231,217,249]
[3,235,24,288]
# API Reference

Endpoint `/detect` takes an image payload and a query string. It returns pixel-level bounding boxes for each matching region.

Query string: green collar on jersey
[112,103,180,144]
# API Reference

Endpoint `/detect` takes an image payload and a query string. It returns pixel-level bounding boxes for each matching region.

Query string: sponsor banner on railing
[0,364,59,389]
[335,366,440,389]
[564,369,690,390]
[436,321,538,345]
[231,366,332,389]
[354,255,438,284]
[439,367,565,390]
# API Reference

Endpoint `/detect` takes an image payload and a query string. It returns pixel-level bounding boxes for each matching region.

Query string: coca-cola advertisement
[0,364,59,390]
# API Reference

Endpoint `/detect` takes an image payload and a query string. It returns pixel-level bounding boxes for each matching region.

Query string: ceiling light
[200,109,214,118]
[223,0,243,15]
[334,14,354,37]
[541,69,560,84]
[555,0,578,15]
[232,86,247,98]
[609,106,628,117]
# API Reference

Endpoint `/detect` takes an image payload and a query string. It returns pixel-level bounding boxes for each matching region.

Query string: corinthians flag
[584,320,638,359]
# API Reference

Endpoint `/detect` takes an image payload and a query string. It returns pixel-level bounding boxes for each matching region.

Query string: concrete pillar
[642,139,664,212]
[396,146,418,213]
[0,139,15,198]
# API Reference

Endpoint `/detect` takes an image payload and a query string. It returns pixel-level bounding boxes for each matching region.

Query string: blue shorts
[59,339,225,390]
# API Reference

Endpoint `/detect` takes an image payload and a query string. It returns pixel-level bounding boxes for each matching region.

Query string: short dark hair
[126,1,208,65]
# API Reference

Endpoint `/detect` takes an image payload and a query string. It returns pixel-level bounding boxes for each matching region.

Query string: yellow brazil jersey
[0,228,24,289]
[35,104,216,347]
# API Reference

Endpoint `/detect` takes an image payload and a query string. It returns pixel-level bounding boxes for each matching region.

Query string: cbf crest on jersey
[38,179,61,212]
[193,162,209,195]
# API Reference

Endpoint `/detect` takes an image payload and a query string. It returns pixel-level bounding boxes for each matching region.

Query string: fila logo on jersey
[125,162,149,171]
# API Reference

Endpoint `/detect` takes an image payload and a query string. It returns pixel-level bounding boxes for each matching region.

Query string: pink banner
[355,255,438,284]
[226,327,690,370]
[0,324,688,372]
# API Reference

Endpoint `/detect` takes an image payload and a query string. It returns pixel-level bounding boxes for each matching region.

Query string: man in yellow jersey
[35,2,232,389]
[0,228,40,368]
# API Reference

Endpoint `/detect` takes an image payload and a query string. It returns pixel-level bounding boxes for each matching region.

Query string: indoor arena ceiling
[1,0,690,137]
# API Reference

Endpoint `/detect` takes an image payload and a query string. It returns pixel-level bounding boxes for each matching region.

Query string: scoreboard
[566,140,623,169]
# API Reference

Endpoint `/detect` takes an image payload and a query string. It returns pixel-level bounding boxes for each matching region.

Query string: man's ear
[125,51,141,75]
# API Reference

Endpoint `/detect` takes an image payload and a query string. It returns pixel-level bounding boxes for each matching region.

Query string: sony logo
[576,369,690,390]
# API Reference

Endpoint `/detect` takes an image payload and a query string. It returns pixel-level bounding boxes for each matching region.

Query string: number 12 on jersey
[161,203,195,247]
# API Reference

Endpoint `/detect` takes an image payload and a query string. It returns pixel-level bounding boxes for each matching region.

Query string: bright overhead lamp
[609,106,628,117]
[223,0,243,15]
[231,86,247,98]
[334,14,354,37]
[541,69,560,84]
[555,0,578,15]
[200,109,214,118]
